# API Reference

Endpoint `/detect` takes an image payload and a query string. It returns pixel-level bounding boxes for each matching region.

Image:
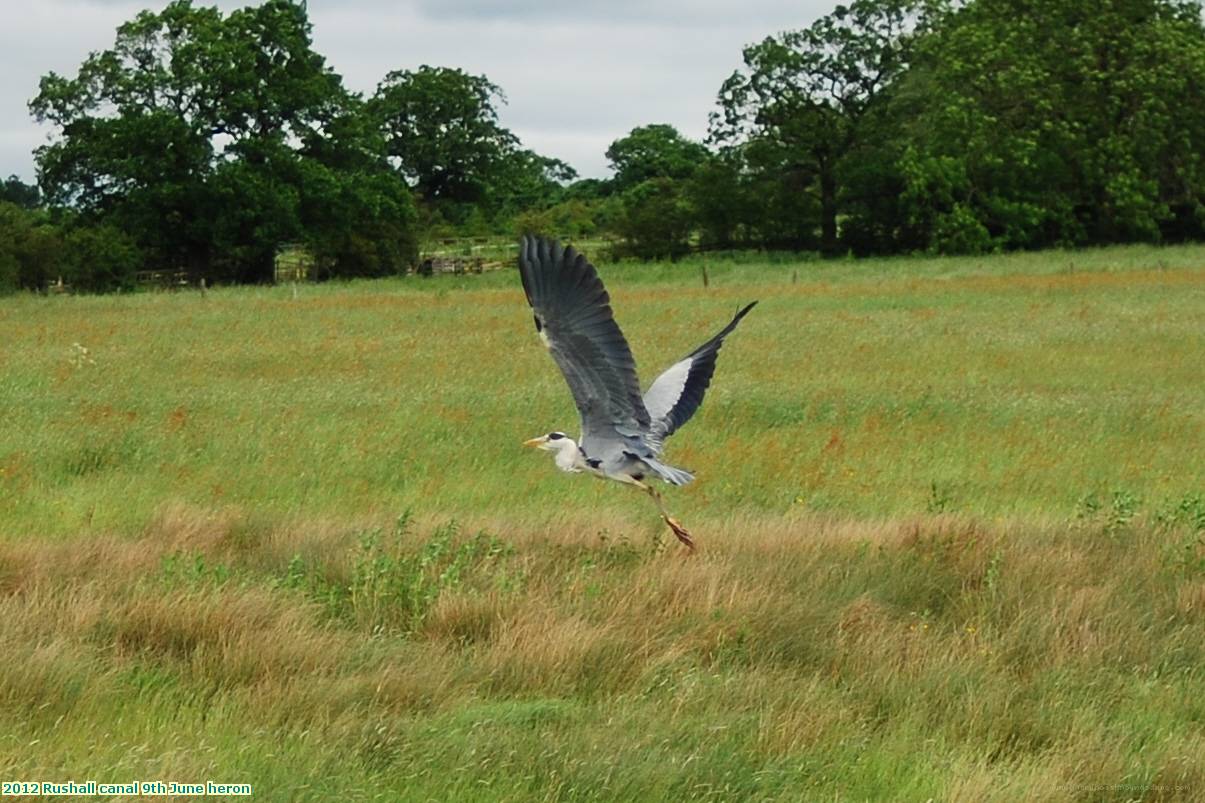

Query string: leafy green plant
[1155,493,1205,533]
[1156,493,1205,576]
[1075,489,1143,536]
[926,481,954,514]
[281,512,513,636]
[1075,491,1102,520]
[1107,490,1141,535]
[984,547,1004,598]
[159,551,232,588]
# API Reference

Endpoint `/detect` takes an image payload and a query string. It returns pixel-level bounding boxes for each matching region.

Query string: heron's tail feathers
[645,457,694,487]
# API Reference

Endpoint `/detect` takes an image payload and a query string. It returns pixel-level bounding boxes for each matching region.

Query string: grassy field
[0,244,1203,800]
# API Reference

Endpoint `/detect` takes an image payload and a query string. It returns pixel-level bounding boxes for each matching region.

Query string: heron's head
[523,431,574,452]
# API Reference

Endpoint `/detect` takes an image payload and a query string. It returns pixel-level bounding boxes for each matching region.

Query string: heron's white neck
[551,437,584,472]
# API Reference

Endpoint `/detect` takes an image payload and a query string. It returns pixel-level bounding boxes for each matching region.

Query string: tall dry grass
[2,501,1203,800]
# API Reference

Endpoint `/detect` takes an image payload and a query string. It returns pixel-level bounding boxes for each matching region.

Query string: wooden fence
[274,244,315,283]
[118,236,613,290]
[135,269,195,289]
[416,236,615,276]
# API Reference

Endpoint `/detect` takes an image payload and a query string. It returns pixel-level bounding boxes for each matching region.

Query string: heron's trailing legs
[636,481,695,550]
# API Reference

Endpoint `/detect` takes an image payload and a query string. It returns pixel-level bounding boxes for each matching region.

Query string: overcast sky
[0,0,830,184]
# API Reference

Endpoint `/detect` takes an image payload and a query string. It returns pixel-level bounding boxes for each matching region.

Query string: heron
[518,235,756,549]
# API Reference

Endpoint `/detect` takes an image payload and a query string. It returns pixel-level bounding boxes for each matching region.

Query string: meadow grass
[0,243,1202,800]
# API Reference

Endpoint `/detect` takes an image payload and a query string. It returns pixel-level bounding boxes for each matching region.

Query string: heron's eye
[549,432,564,440]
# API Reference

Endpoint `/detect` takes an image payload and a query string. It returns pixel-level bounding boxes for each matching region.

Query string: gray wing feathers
[645,301,757,446]
[518,236,650,439]
[643,358,693,425]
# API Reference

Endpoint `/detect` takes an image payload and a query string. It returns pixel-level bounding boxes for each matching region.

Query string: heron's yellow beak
[523,437,545,448]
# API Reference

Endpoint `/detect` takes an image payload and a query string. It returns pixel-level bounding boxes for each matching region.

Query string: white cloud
[0,0,828,183]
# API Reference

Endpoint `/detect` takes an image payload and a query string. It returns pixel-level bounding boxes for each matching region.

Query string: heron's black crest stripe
[549,432,564,440]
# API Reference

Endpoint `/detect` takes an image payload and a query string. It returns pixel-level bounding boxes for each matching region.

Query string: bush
[62,224,143,292]
[309,172,420,279]
[0,212,18,293]
[613,179,693,260]
[0,202,64,292]
[512,198,618,239]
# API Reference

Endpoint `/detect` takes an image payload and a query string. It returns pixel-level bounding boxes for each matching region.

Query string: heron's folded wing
[518,236,650,440]
[644,301,757,447]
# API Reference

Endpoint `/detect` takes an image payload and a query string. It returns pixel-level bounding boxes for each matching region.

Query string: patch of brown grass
[3,502,1204,798]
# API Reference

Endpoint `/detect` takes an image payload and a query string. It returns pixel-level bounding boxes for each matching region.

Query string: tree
[370,65,579,231]
[61,224,143,292]
[613,179,694,260]
[488,149,577,220]
[31,0,225,270]
[371,66,519,206]
[1,176,40,209]
[300,160,419,279]
[0,203,63,292]
[0,203,31,292]
[606,124,710,192]
[712,0,931,253]
[562,178,614,202]
[900,0,1205,251]
[30,0,418,283]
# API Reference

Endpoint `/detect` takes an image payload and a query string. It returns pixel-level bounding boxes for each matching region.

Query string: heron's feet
[663,515,696,551]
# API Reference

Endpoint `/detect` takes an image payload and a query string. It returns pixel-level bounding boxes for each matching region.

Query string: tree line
[3,0,1204,293]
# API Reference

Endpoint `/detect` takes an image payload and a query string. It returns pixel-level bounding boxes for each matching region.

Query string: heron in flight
[519,235,756,549]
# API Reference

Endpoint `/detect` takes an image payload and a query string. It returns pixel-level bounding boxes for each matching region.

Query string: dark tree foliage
[512,179,621,238]
[0,203,68,292]
[900,0,1205,251]
[1,176,41,209]
[16,0,1205,295]
[685,156,749,250]
[371,66,518,206]
[704,0,1205,255]
[613,179,694,260]
[489,149,577,221]
[603,124,715,256]
[61,224,143,292]
[29,0,417,287]
[713,0,931,254]
[370,66,575,227]
[512,197,621,239]
[606,124,711,192]
[562,178,614,201]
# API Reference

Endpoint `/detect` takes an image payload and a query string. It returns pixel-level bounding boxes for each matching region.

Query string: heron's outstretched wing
[518,236,650,444]
[644,301,757,448]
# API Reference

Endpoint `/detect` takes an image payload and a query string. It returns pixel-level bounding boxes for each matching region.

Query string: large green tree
[30,0,417,283]
[370,65,577,229]
[900,0,1205,251]
[371,66,518,206]
[605,124,710,192]
[712,0,930,253]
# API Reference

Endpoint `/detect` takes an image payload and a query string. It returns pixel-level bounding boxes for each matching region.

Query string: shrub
[613,179,693,260]
[62,224,143,292]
